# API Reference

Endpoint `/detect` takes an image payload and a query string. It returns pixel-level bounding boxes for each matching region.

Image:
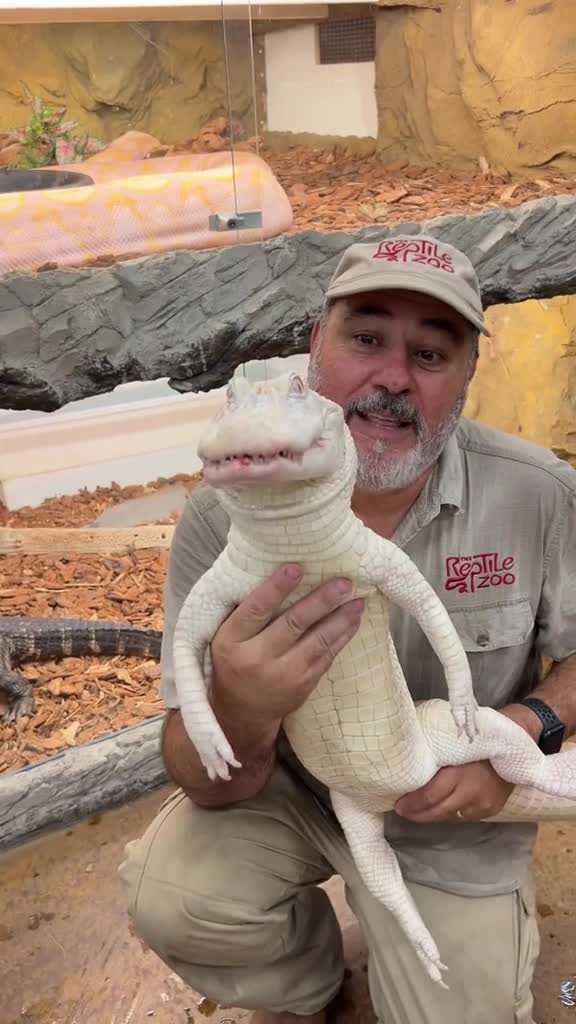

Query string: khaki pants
[118,764,540,1024]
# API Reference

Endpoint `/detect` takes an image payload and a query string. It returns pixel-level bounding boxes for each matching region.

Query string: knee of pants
[118,800,294,968]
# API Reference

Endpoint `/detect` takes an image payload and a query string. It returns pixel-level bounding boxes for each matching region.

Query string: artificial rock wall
[0,21,262,146]
[465,297,576,469]
[375,0,576,175]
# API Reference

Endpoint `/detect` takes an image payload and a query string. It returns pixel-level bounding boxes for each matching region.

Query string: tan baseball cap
[325,233,490,336]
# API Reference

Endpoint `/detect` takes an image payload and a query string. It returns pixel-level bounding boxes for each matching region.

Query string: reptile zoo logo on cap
[373,238,455,274]
[445,552,516,594]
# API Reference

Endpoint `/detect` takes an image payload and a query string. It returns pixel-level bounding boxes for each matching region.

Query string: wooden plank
[0,524,175,556]
[0,4,330,23]
[0,716,167,849]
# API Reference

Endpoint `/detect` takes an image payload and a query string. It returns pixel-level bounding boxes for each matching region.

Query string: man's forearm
[161,695,280,807]
[505,653,576,739]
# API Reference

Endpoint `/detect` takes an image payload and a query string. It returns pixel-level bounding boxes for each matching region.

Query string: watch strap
[520,697,565,753]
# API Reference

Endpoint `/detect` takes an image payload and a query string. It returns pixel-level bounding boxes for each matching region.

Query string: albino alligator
[170,372,576,989]
[0,616,162,722]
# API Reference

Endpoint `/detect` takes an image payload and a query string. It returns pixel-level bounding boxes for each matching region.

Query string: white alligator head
[198,372,352,489]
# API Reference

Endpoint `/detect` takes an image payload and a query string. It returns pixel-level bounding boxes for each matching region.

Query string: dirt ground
[1,787,576,1024]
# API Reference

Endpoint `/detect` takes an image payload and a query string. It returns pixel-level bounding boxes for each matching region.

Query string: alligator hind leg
[1,670,35,722]
[330,789,449,989]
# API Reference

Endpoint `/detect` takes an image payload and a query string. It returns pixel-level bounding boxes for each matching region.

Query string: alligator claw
[451,702,480,742]
[200,738,242,782]
[415,941,450,989]
[3,693,35,723]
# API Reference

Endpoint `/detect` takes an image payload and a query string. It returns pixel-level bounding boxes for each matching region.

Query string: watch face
[541,724,565,755]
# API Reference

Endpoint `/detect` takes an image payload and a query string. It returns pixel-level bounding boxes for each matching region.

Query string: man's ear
[466,332,480,385]
[310,320,321,355]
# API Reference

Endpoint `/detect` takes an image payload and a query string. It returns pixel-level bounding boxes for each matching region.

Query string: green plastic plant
[6,89,103,169]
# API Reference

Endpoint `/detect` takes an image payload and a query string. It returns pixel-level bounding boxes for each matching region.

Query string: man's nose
[369,350,413,395]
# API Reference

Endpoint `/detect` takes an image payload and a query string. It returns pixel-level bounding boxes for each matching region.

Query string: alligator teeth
[206,449,303,467]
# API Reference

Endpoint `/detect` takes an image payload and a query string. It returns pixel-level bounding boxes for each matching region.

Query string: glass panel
[0,0,274,275]
[220,0,303,383]
[215,0,265,242]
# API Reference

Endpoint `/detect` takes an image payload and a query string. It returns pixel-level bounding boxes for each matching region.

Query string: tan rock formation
[375,0,576,175]
[0,21,262,146]
[465,296,576,468]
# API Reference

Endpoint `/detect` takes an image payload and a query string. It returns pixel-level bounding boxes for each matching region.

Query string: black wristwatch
[520,697,565,754]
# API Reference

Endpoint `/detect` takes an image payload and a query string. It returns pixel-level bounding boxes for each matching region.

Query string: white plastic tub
[0,355,310,509]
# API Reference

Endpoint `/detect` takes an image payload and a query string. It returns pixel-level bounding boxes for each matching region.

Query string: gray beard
[307,362,466,493]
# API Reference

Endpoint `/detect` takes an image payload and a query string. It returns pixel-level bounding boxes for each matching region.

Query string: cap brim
[325,271,491,337]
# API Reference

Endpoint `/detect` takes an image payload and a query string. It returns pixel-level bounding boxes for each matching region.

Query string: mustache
[343,391,423,431]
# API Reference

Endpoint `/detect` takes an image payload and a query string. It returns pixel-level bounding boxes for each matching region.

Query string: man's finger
[396,776,469,823]
[222,564,304,642]
[395,766,460,818]
[264,576,355,656]
[293,598,365,675]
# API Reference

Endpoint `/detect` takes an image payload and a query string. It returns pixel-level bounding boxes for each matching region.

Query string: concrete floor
[2,787,576,1024]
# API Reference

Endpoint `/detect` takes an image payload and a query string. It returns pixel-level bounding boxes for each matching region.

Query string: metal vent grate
[317,17,375,65]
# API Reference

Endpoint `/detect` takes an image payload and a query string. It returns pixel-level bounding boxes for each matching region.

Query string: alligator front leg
[1,669,35,722]
[330,789,449,988]
[172,561,256,782]
[362,541,479,741]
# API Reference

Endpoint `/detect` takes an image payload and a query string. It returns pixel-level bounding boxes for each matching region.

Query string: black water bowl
[0,168,94,194]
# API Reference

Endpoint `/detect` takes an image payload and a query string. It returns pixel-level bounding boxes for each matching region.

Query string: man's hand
[394,761,514,823]
[211,562,365,726]
[394,703,543,824]
[162,563,364,809]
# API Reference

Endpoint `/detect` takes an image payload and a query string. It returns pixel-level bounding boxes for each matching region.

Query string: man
[118,234,576,1024]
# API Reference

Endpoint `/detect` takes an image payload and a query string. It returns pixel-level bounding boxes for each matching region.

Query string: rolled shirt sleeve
[536,470,576,662]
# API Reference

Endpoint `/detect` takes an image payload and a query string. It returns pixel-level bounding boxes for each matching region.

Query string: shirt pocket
[448,597,536,705]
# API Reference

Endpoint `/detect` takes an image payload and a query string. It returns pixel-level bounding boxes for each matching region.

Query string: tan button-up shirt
[160,417,576,896]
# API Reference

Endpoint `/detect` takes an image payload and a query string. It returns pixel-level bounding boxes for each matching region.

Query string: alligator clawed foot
[201,737,242,782]
[451,701,480,742]
[416,941,450,989]
[3,693,35,723]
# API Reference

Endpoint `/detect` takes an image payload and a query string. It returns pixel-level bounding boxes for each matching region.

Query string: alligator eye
[288,374,305,396]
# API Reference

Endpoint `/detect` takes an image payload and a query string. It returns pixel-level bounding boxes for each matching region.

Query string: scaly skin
[0,616,162,722]
[171,372,576,989]
[0,144,292,275]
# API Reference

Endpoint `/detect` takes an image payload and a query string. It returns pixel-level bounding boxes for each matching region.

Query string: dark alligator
[0,616,163,722]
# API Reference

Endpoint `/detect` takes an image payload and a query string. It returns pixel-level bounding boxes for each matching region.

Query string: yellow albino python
[0,131,293,275]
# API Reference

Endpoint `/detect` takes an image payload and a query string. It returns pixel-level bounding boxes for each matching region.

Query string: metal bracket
[208,210,263,232]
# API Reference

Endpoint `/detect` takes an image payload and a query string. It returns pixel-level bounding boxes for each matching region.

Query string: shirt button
[476,632,490,647]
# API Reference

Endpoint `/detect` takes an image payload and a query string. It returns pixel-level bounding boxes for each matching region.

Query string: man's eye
[354,334,380,347]
[417,350,443,365]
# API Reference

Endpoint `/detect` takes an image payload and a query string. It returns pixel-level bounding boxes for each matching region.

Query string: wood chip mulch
[261,145,576,234]
[0,473,201,774]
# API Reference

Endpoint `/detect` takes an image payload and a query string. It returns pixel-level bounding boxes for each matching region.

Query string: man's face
[307,289,478,493]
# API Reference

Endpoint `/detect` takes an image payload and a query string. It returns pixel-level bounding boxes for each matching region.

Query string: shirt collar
[435,428,465,513]
[392,427,465,548]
